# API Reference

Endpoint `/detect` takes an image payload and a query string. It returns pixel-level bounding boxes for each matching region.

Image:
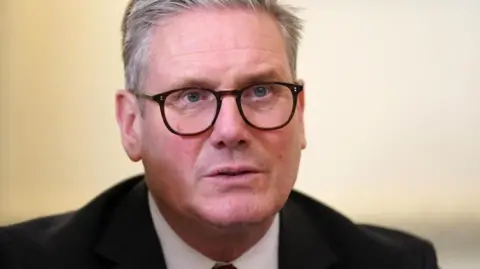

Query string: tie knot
[212,264,237,269]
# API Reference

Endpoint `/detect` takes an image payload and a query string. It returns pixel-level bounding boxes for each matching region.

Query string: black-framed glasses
[135,81,304,136]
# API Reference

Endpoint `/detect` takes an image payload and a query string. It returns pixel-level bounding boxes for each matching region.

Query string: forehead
[147,7,291,89]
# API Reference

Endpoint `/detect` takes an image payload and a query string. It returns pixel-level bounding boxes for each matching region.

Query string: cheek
[144,134,199,179]
[260,125,302,178]
[141,117,204,199]
[142,109,199,166]
[265,123,302,158]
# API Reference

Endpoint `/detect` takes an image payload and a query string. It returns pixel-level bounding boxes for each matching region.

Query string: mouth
[215,171,256,177]
[206,166,261,178]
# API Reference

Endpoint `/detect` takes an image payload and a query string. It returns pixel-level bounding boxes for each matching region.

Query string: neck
[153,196,275,262]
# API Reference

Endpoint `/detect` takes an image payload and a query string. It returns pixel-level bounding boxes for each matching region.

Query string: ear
[115,89,142,162]
[297,80,307,149]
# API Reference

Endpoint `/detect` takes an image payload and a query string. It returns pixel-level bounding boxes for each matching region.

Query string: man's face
[117,7,306,227]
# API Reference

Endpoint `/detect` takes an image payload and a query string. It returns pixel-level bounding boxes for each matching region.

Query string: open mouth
[215,170,254,177]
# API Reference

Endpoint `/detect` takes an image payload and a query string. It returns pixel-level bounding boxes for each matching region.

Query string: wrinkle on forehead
[151,48,289,92]
[156,47,282,62]
[146,7,290,90]
[150,7,287,60]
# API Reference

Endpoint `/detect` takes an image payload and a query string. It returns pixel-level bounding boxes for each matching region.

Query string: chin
[193,193,281,229]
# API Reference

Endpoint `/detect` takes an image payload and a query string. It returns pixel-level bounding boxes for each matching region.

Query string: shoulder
[0,212,75,268]
[0,175,145,268]
[288,189,439,269]
[358,224,439,268]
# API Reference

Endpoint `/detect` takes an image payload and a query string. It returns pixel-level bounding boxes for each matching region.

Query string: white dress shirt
[148,192,279,269]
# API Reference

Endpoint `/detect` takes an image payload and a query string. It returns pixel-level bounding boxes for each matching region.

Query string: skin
[116,7,306,262]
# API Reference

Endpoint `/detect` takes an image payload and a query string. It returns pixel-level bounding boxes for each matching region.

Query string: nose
[209,96,250,149]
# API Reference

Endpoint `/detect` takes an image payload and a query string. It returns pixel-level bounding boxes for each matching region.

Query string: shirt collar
[148,192,279,269]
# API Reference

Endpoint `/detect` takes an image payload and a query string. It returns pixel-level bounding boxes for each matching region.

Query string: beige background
[1,0,479,268]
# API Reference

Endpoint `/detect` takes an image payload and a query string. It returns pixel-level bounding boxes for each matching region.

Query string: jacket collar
[279,192,337,269]
[94,180,167,269]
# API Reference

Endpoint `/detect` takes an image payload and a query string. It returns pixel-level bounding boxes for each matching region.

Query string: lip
[205,164,263,178]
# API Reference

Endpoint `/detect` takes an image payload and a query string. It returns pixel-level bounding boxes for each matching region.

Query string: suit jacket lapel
[94,181,167,269]
[278,193,338,269]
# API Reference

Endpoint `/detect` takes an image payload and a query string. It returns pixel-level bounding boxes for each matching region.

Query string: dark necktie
[212,264,237,269]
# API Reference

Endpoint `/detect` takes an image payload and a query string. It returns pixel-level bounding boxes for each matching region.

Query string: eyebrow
[239,68,286,85]
[166,67,287,91]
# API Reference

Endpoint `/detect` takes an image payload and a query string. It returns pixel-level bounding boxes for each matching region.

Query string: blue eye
[186,92,201,103]
[253,86,269,97]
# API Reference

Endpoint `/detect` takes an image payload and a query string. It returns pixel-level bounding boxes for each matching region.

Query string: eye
[166,88,215,109]
[185,91,201,103]
[252,85,269,97]
[178,89,213,103]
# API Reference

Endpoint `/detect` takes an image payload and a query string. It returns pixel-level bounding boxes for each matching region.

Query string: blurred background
[0,0,478,268]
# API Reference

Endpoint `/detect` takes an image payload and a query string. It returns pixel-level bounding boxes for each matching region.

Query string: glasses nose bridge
[216,88,242,101]
[215,89,243,113]
[213,88,245,125]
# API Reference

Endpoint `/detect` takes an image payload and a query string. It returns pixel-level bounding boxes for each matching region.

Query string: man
[0,0,439,268]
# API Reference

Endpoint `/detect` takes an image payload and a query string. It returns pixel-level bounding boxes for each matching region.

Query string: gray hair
[121,0,303,93]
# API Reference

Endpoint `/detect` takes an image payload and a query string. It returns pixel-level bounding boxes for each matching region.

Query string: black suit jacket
[0,175,438,269]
